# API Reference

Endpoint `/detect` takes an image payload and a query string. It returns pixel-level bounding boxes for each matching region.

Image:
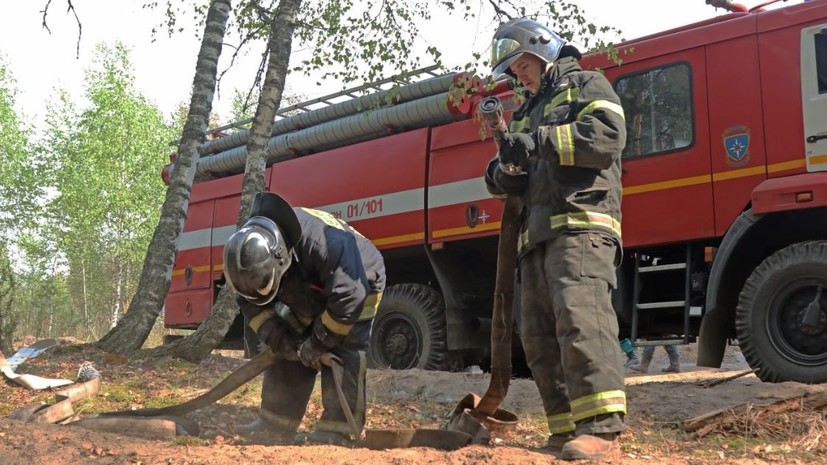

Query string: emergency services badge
[722,125,751,168]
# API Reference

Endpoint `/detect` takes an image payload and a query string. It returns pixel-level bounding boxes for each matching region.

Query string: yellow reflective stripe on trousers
[321,292,384,334]
[547,412,575,434]
[570,390,627,422]
[550,211,622,237]
[248,309,275,334]
[576,99,625,122]
[554,124,575,166]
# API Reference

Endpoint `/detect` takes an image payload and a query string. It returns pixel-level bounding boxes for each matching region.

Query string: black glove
[498,132,536,173]
[272,330,303,361]
[298,335,326,371]
[493,163,529,196]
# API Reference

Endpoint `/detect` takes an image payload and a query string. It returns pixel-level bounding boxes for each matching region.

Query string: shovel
[446,96,521,444]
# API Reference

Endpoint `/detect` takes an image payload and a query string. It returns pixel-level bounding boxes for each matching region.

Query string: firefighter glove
[498,132,536,174]
[272,329,303,361]
[298,335,326,371]
[493,164,529,196]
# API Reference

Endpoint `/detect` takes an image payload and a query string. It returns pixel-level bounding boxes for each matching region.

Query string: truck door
[166,200,215,327]
[802,24,827,170]
[611,47,715,247]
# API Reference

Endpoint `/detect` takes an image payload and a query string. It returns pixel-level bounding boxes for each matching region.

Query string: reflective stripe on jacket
[490,57,626,256]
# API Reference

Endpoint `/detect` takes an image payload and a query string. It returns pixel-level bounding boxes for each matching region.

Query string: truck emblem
[722,125,751,167]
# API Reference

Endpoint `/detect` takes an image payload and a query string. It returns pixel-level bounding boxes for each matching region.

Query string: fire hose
[93,349,361,439]
[446,95,521,443]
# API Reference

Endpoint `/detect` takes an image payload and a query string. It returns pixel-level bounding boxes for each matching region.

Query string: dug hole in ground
[1,340,825,465]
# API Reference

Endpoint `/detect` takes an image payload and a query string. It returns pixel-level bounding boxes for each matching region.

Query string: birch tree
[95,0,232,354]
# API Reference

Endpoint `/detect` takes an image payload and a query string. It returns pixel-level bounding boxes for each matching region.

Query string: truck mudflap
[699,211,759,368]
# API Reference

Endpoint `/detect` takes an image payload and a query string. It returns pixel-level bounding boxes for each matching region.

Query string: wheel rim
[373,311,423,369]
[767,276,827,366]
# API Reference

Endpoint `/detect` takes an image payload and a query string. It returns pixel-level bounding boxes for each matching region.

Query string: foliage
[0,57,38,238]
[33,43,177,340]
[145,1,621,101]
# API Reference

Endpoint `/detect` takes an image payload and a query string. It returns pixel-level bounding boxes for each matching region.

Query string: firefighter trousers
[258,319,371,437]
[519,232,627,436]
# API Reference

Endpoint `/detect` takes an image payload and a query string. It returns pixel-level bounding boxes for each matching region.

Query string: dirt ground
[1,341,825,465]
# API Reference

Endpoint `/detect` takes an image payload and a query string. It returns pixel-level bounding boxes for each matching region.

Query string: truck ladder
[630,245,696,347]
[205,65,443,138]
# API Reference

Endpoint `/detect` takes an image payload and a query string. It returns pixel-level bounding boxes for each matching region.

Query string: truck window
[615,63,693,159]
[816,28,827,94]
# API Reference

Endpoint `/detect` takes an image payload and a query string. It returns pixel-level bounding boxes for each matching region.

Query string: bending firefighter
[223,192,386,445]
[484,18,628,460]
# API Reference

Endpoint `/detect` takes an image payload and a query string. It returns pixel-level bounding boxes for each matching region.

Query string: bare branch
[485,0,512,22]
[40,0,54,34]
[40,0,83,58]
[66,0,83,59]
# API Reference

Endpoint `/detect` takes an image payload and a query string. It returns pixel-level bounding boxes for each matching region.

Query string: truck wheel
[736,241,827,383]
[368,283,447,370]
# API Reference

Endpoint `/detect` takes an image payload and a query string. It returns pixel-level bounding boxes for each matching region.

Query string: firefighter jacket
[485,56,626,256]
[240,207,386,349]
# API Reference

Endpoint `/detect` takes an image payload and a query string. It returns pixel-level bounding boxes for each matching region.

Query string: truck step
[637,300,686,309]
[638,263,687,273]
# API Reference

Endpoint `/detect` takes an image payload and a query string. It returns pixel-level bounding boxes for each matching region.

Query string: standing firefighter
[484,18,627,460]
[223,192,386,445]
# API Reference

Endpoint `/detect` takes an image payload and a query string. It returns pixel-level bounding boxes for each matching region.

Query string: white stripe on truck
[177,176,490,252]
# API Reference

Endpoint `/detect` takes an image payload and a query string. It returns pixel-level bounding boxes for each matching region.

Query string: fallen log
[697,369,758,388]
[683,391,827,438]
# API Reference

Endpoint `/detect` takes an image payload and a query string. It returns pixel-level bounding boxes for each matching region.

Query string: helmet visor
[491,38,521,70]
[223,217,292,306]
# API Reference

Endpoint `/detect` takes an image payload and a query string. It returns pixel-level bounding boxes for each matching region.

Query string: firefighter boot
[559,433,619,460]
[546,434,575,455]
[233,417,294,443]
[629,350,652,373]
[662,351,681,373]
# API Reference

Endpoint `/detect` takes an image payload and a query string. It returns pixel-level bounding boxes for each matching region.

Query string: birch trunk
[95,0,232,354]
[147,0,303,362]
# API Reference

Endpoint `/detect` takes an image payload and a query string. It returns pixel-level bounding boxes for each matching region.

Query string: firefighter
[223,192,386,445]
[619,338,641,369]
[484,18,627,460]
[629,344,682,373]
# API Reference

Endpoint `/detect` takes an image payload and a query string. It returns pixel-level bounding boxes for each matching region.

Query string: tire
[736,241,827,383]
[368,283,448,370]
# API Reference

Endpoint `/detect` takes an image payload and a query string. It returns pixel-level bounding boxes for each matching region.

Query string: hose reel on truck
[163,67,506,371]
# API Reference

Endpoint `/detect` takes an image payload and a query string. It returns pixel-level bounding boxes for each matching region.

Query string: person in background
[619,338,640,368]
[629,344,681,373]
[223,192,386,446]
[484,17,628,461]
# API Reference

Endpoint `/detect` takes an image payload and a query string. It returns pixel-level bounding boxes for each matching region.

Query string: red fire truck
[163,0,827,383]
